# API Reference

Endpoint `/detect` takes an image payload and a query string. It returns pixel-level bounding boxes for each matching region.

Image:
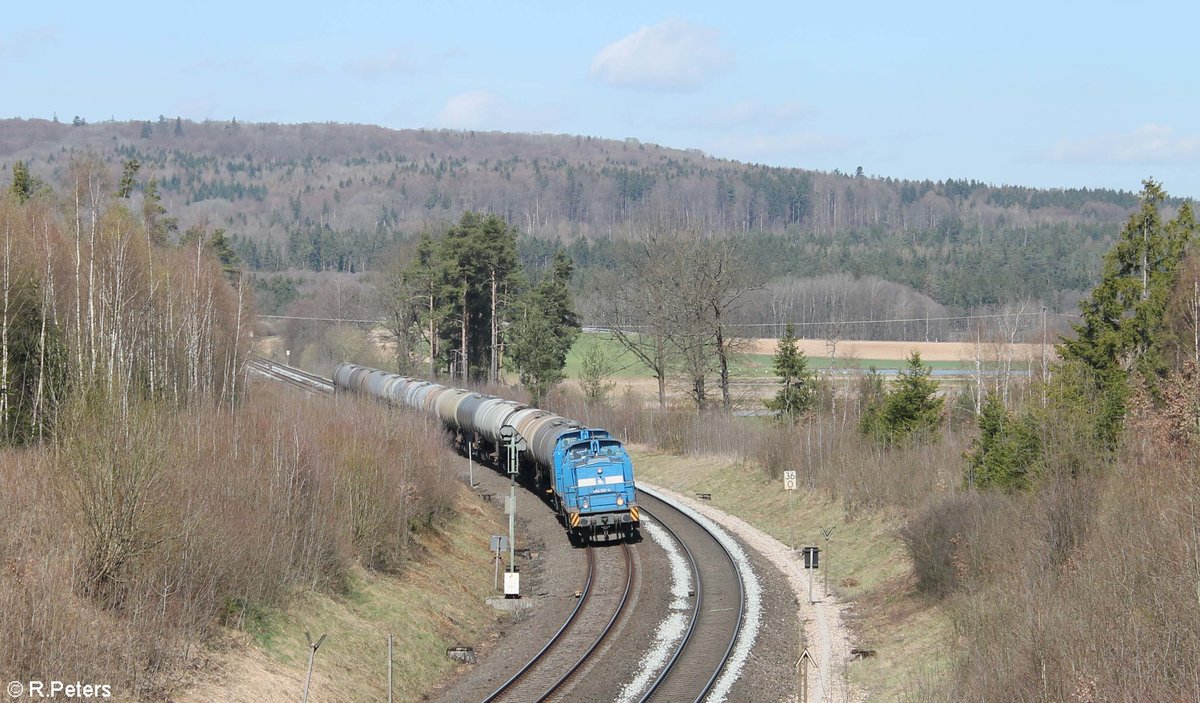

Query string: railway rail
[636,489,746,703]
[484,542,635,702]
[248,359,753,702]
[247,356,334,395]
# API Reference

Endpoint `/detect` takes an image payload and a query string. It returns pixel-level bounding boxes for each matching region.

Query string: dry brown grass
[0,386,459,698]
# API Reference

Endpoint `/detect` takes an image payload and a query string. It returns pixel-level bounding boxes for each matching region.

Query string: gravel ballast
[641,482,865,703]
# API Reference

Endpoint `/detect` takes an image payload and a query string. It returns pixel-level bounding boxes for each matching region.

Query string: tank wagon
[332,363,639,542]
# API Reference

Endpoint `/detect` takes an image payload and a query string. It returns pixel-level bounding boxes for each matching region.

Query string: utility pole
[1041,306,1048,408]
[1193,281,1199,364]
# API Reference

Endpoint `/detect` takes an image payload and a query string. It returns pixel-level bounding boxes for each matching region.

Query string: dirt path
[640,482,863,703]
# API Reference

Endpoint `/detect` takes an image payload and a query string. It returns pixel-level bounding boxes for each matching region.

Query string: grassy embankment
[181,484,505,703]
[631,450,953,700]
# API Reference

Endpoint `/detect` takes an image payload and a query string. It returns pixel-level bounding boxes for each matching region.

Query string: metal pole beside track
[508,438,517,577]
[499,425,522,597]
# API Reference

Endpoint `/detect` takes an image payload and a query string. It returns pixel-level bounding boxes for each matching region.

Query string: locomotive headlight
[617,495,625,506]
[582,498,590,509]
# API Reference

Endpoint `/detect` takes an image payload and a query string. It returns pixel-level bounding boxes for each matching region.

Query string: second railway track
[636,489,746,703]
[485,541,636,702]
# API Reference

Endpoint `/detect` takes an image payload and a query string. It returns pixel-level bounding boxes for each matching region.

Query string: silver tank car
[332,363,639,542]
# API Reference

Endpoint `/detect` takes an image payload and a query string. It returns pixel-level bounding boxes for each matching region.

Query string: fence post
[387,633,394,703]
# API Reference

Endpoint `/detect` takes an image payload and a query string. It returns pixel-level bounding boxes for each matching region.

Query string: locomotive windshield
[567,440,626,461]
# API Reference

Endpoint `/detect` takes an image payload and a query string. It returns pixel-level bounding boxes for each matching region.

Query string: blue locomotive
[332,363,639,542]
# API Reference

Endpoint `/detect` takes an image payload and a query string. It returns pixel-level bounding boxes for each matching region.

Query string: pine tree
[965,391,1039,490]
[765,323,816,421]
[436,212,520,380]
[1058,179,1195,444]
[141,179,177,246]
[10,162,33,203]
[508,250,580,404]
[861,350,944,445]
[207,229,240,279]
[116,159,140,199]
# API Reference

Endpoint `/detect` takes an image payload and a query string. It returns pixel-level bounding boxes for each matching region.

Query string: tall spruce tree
[141,179,177,246]
[436,212,519,380]
[508,251,580,404]
[860,350,943,445]
[116,159,140,199]
[1058,179,1195,444]
[765,323,816,421]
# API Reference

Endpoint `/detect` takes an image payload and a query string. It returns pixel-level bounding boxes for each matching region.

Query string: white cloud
[1043,124,1200,164]
[439,91,507,129]
[344,48,414,79]
[0,27,56,58]
[437,91,566,131]
[590,18,733,92]
[694,100,811,130]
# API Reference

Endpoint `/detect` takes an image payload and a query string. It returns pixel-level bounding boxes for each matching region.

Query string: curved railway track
[484,542,635,702]
[636,490,746,703]
[248,359,753,702]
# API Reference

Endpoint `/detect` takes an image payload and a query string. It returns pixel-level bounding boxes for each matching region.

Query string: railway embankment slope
[179,484,506,703]
[630,449,953,701]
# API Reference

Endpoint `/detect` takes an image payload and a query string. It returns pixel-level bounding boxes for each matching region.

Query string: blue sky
[3,1,1198,197]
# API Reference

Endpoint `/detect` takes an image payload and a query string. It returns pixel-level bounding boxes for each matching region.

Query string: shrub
[899,493,1012,597]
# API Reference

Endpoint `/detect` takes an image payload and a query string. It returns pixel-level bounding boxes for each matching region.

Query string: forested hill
[0,116,1180,308]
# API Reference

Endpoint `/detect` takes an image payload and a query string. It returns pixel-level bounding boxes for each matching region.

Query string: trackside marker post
[784,470,797,550]
[820,526,835,596]
[796,648,816,703]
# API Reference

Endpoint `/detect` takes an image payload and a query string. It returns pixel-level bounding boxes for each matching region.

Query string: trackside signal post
[802,545,820,604]
[499,425,525,597]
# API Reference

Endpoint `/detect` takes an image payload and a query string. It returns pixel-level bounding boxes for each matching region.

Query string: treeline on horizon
[2,117,1176,314]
